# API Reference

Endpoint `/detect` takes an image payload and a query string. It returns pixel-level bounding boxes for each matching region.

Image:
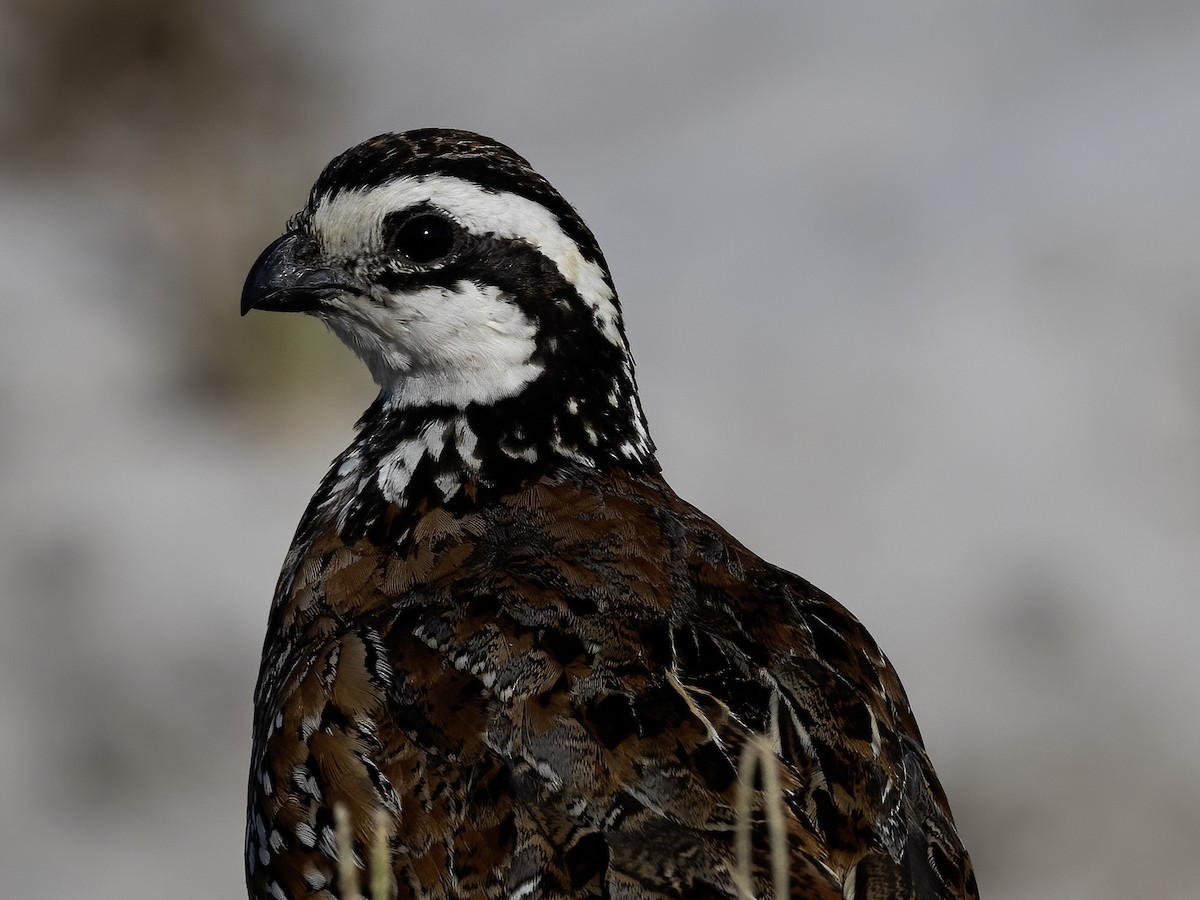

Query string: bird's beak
[240,232,363,316]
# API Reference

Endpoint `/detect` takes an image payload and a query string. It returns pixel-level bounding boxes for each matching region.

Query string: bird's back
[248,466,976,899]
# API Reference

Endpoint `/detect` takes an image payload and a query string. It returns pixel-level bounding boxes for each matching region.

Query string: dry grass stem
[334,802,362,900]
[370,807,392,900]
[735,735,790,900]
[332,803,393,900]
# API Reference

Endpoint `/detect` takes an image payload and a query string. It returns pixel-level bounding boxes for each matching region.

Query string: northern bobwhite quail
[241,129,978,900]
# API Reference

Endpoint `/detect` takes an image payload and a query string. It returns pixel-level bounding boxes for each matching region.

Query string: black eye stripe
[374,233,573,301]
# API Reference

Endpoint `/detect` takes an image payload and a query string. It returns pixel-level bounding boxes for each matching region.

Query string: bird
[240,128,979,900]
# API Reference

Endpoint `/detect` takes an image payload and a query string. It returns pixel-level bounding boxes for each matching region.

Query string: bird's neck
[302,382,657,547]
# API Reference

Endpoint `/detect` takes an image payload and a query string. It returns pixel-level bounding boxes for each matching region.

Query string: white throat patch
[315,280,543,408]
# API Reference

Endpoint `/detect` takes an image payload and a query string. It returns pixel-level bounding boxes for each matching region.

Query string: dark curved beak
[240,233,362,316]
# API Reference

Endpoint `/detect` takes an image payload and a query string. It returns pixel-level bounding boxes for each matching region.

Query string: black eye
[390,213,457,264]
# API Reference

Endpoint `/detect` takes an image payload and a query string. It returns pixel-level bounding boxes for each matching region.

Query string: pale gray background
[2,2,1198,898]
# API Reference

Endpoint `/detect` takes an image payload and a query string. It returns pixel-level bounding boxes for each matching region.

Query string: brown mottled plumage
[241,129,978,899]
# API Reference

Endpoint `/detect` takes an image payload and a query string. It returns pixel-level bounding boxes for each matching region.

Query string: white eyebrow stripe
[312,174,624,347]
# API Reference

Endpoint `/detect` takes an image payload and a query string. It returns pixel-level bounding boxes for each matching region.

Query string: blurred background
[1,2,1198,897]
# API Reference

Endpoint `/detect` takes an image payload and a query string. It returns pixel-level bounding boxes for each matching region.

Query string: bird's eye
[388,213,458,265]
